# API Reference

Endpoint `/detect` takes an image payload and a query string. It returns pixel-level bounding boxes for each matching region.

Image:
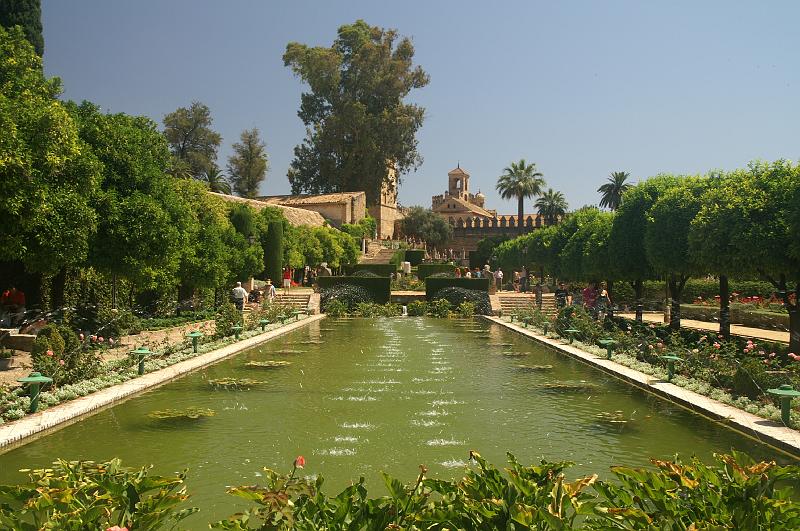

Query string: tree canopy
[228,128,268,198]
[400,207,453,249]
[163,101,222,179]
[0,0,42,55]
[283,20,429,204]
[0,27,99,275]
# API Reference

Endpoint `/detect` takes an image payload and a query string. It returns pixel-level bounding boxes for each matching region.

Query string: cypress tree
[264,221,284,285]
[0,0,43,56]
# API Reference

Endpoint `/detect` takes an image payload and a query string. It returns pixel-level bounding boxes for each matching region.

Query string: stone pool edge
[0,314,326,453]
[484,316,800,459]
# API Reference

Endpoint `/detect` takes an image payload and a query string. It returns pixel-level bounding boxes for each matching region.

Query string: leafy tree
[400,206,453,249]
[644,177,709,330]
[0,27,99,306]
[174,180,232,294]
[163,101,222,178]
[473,236,510,269]
[263,220,284,284]
[202,164,232,195]
[690,160,800,351]
[69,101,191,292]
[557,208,603,282]
[496,159,545,234]
[228,128,268,198]
[283,20,429,204]
[598,171,632,210]
[0,0,42,55]
[608,176,678,321]
[535,188,568,225]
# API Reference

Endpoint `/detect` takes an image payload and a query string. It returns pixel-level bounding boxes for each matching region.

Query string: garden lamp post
[259,319,270,331]
[17,372,53,413]
[659,354,683,381]
[563,329,580,344]
[766,384,800,426]
[231,325,243,340]
[186,331,203,353]
[132,347,153,375]
[598,338,617,360]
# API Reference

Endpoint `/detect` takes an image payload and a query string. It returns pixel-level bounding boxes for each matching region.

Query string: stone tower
[448,165,470,199]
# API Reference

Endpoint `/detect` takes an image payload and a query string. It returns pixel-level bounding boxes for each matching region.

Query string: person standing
[494,268,504,292]
[520,266,528,293]
[596,284,611,321]
[266,279,277,303]
[554,282,569,309]
[231,282,248,312]
[282,267,292,295]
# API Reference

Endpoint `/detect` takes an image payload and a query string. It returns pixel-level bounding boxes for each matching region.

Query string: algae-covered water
[0,317,790,527]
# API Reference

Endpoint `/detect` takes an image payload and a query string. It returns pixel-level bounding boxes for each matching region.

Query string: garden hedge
[346,263,397,276]
[680,304,789,330]
[404,249,425,266]
[317,276,391,304]
[263,221,283,284]
[425,278,490,299]
[417,263,456,280]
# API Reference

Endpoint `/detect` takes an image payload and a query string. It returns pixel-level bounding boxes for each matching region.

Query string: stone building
[368,165,403,239]
[431,165,547,254]
[257,191,366,228]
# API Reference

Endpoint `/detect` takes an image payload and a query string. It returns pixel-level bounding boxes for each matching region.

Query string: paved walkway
[618,312,789,344]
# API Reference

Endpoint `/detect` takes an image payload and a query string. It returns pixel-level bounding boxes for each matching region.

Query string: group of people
[554,281,612,320]
[0,286,26,328]
[455,265,535,293]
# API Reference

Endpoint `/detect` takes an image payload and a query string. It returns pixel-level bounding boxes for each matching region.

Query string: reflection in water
[0,317,791,529]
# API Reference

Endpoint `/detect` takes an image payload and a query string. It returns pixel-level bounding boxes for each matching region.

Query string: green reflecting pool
[0,317,791,527]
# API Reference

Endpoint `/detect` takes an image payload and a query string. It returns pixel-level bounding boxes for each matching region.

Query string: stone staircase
[498,293,557,316]
[360,246,396,264]
[273,292,312,310]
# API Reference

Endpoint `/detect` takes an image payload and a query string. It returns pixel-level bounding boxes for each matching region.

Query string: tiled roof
[208,192,327,227]
[447,166,469,176]
[257,191,364,205]
[432,196,495,218]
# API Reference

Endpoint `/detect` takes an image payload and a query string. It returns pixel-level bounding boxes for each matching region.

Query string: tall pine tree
[228,128,268,198]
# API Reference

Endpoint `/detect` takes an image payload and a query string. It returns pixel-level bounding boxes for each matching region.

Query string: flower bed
[506,306,799,427]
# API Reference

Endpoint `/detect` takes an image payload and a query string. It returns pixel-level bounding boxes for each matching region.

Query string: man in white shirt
[232,281,248,311]
[494,268,504,292]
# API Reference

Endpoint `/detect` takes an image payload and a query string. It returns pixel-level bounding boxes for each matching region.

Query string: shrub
[32,325,100,386]
[417,263,456,280]
[428,298,452,318]
[323,299,348,317]
[351,270,381,278]
[431,287,491,315]
[354,302,384,317]
[427,271,455,278]
[214,302,242,338]
[404,249,424,265]
[321,284,373,311]
[407,300,428,316]
[456,301,476,318]
[318,277,391,303]
[96,308,142,338]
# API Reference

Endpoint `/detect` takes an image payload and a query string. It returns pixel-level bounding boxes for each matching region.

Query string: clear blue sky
[42,1,799,214]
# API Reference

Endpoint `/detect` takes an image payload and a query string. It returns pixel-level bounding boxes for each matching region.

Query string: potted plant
[0,348,13,370]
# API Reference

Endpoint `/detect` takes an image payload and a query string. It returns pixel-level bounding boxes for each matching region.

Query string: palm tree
[166,156,192,180]
[598,171,632,210]
[203,164,232,195]
[496,159,546,233]
[535,188,568,225]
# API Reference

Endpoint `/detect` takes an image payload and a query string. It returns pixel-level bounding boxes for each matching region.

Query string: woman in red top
[282,268,292,294]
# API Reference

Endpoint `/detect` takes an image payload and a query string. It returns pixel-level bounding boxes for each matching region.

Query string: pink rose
[59,359,65,366]
[109,338,115,346]
[46,349,53,357]
[79,333,85,341]
[106,527,129,531]
[98,336,104,343]
[294,455,306,469]
[713,343,721,349]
